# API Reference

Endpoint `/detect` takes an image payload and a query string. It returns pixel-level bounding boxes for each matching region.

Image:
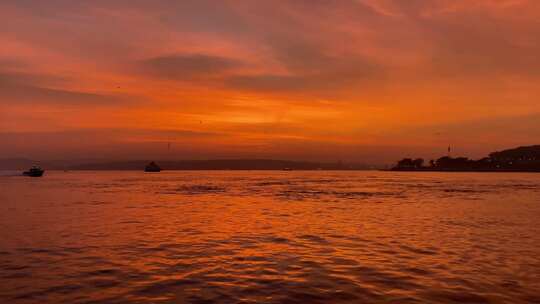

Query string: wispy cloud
[136,54,243,80]
[1,0,539,161]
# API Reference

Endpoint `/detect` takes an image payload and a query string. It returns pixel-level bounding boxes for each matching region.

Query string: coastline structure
[392,145,540,172]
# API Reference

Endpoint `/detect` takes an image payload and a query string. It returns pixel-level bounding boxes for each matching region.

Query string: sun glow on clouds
[1,0,539,162]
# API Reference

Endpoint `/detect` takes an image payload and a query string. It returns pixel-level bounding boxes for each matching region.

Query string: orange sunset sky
[1,0,539,164]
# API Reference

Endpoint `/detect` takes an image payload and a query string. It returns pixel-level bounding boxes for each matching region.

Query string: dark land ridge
[0,158,371,171]
[392,145,540,172]
[3,145,539,172]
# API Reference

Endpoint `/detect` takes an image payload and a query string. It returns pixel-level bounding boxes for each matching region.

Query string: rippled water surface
[1,171,539,303]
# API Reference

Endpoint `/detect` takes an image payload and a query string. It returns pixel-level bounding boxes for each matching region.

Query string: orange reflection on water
[1,171,539,303]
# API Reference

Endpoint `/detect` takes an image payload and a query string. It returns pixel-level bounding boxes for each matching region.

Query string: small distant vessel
[283,168,293,171]
[145,161,161,172]
[23,166,44,177]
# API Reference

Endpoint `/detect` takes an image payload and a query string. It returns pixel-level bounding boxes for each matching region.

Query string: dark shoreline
[392,145,540,173]
[389,168,540,173]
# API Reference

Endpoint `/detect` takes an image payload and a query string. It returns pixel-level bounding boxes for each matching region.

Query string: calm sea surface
[0,171,539,303]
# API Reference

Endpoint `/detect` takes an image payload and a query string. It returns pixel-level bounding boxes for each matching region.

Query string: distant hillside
[0,159,371,171]
[0,158,98,170]
[70,159,370,170]
[0,158,36,170]
[489,145,540,161]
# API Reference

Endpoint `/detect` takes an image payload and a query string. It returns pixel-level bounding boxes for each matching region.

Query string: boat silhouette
[23,166,44,177]
[144,161,161,172]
